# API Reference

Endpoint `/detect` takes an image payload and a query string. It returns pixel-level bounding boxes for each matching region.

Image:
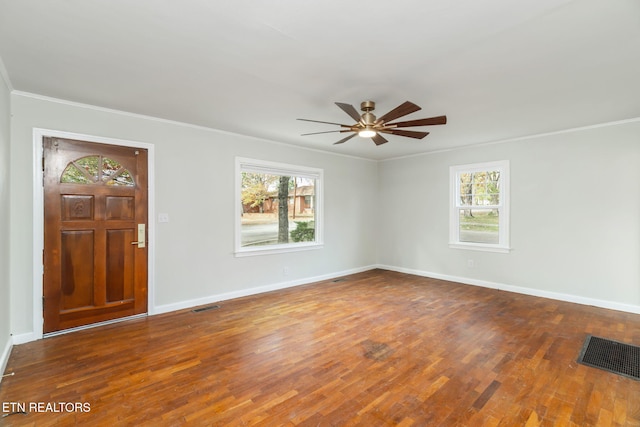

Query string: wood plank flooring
[2,269,640,426]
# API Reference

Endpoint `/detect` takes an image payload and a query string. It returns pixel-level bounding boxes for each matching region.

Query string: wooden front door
[43,137,148,333]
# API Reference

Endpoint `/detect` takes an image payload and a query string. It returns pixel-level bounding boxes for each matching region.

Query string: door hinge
[42,296,45,310]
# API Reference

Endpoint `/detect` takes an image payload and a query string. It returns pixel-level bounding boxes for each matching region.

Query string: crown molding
[381,116,640,162]
[12,91,376,163]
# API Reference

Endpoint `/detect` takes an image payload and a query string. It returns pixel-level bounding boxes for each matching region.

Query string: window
[235,158,323,256]
[61,155,135,186]
[450,160,510,252]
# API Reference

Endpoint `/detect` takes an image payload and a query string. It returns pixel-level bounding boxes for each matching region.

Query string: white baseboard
[11,332,38,345]
[377,264,640,315]
[152,265,377,315]
[0,336,12,382]
[14,263,637,346]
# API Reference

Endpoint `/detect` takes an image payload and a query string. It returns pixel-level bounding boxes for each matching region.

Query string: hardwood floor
[2,269,640,426]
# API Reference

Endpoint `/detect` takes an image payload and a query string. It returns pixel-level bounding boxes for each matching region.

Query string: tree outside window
[450,161,510,252]
[236,158,323,256]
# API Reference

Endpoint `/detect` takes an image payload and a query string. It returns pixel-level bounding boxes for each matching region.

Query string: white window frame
[449,160,510,253]
[235,157,324,257]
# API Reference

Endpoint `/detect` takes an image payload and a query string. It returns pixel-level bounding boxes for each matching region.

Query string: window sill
[449,242,511,253]
[235,242,324,257]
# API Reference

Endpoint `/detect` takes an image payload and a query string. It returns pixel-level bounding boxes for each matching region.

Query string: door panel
[105,229,135,302]
[61,230,95,310]
[105,196,134,220]
[43,137,148,333]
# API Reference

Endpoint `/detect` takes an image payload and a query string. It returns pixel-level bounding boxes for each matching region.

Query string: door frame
[32,128,156,340]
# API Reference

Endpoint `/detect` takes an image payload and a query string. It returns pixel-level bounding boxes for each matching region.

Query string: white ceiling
[1,0,639,160]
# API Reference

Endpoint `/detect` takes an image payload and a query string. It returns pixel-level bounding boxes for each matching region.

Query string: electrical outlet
[283,266,290,276]
[467,259,474,268]
[158,213,170,223]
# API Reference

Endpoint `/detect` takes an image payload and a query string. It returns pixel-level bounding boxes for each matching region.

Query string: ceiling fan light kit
[298,100,447,146]
[358,128,376,138]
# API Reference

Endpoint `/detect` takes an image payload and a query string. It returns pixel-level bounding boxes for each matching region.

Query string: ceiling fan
[298,101,447,146]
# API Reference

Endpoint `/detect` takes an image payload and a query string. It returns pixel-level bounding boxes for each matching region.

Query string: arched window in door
[60,155,135,186]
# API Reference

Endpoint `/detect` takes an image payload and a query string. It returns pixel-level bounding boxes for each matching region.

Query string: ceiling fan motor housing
[361,112,376,125]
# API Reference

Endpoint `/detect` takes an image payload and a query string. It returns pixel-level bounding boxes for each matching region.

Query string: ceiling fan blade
[376,101,421,124]
[387,115,447,128]
[302,130,351,136]
[335,102,363,123]
[371,133,388,146]
[297,118,351,127]
[381,129,430,139]
[333,133,357,145]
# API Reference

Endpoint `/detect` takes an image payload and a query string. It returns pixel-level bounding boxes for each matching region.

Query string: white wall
[0,66,11,374]
[8,90,640,342]
[9,93,378,338]
[378,120,640,311]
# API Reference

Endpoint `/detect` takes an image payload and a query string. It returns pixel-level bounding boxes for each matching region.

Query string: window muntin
[450,161,509,252]
[235,158,323,256]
